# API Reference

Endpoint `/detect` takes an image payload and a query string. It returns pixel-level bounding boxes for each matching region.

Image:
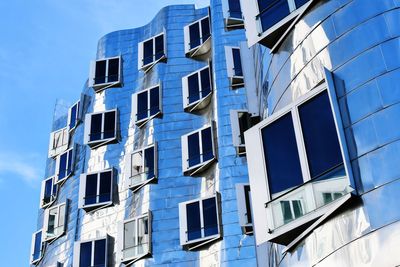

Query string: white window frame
[73,236,109,267]
[48,127,69,158]
[78,168,114,212]
[117,212,152,265]
[43,201,68,242]
[235,184,253,234]
[67,100,81,133]
[138,31,167,72]
[89,55,122,92]
[30,229,45,265]
[182,64,213,113]
[132,85,162,128]
[181,123,217,176]
[84,109,119,149]
[179,194,221,249]
[225,46,244,89]
[184,15,212,57]
[222,0,244,29]
[128,143,158,193]
[244,80,354,245]
[40,176,58,209]
[55,146,75,184]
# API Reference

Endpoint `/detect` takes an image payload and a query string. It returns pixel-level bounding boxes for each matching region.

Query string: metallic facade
[32,1,258,267]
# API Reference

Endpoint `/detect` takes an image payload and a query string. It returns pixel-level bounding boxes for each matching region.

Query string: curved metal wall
[34,2,257,267]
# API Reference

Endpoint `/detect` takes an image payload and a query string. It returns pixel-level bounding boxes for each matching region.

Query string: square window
[84,109,118,148]
[73,237,108,267]
[40,176,58,209]
[181,124,216,176]
[138,32,166,72]
[118,212,152,264]
[128,144,157,192]
[30,230,44,265]
[68,100,81,132]
[132,85,162,127]
[89,56,122,92]
[230,110,261,155]
[225,47,244,88]
[182,65,213,112]
[55,147,75,184]
[184,16,212,57]
[43,201,68,242]
[79,169,114,212]
[48,127,69,158]
[222,0,244,29]
[179,194,221,249]
[235,184,253,234]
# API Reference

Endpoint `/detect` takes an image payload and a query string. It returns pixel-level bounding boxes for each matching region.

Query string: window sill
[230,76,245,89]
[87,136,118,149]
[184,92,213,113]
[56,173,73,185]
[82,201,113,213]
[186,37,212,58]
[135,111,162,128]
[121,251,151,265]
[129,176,157,193]
[225,17,244,30]
[92,80,122,93]
[184,157,216,176]
[183,233,221,250]
[140,55,167,73]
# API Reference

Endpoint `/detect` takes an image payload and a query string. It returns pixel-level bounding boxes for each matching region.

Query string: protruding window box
[43,201,68,243]
[222,0,244,29]
[230,110,260,155]
[118,212,152,265]
[184,16,211,58]
[179,194,221,250]
[73,236,109,267]
[128,144,157,193]
[132,85,162,128]
[68,100,81,133]
[138,32,166,72]
[182,124,216,176]
[225,47,244,89]
[89,56,122,92]
[79,169,114,212]
[55,147,75,184]
[84,109,119,149]
[40,176,58,209]
[182,65,213,113]
[48,127,69,158]
[236,184,253,234]
[30,230,45,265]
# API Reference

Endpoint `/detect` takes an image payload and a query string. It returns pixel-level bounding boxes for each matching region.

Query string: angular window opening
[230,110,260,155]
[132,85,162,127]
[55,147,74,184]
[179,195,221,249]
[79,169,114,212]
[68,100,81,132]
[223,0,244,29]
[119,212,152,264]
[225,47,244,89]
[236,184,253,234]
[89,56,122,91]
[84,109,118,148]
[30,230,44,265]
[48,127,69,158]
[182,125,216,176]
[139,32,166,71]
[129,144,157,192]
[182,65,212,112]
[73,237,108,267]
[43,202,68,242]
[184,16,212,57]
[40,176,58,208]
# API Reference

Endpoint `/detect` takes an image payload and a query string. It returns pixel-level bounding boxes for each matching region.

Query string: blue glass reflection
[187,202,201,241]
[203,198,218,237]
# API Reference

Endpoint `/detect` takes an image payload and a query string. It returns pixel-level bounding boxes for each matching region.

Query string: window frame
[230,110,259,156]
[55,146,75,184]
[67,100,81,133]
[235,184,253,234]
[78,168,115,212]
[181,123,217,176]
[48,127,69,158]
[118,211,152,264]
[225,46,244,89]
[222,0,244,29]
[184,15,212,57]
[128,143,158,193]
[132,85,162,128]
[89,55,122,92]
[138,31,167,72]
[179,194,221,249]
[84,109,119,149]
[30,229,45,265]
[73,236,109,267]
[40,176,58,209]
[182,64,213,112]
[43,201,68,242]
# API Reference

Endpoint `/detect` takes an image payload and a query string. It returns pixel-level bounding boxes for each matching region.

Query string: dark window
[32,231,42,261]
[43,178,57,205]
[200,68,211,97]
[69,102,79,130]
[108,58,119,83]
[149,87,160,116]
[95,60,107,85]
[85,174,98,206]
[136,86,160,123]
[94,58,120,85]
[244,185,252,224]
[186,202,201,241]
[188,73,200,104]
[84,171,112,207]
[79,241,92,267]
[143,39,154,66]
[144,146,155,180]
[187,67,211,106]
[258,0,290,32]
[142,34,165,68]
[201,17,211,41]
[103,111,116,139]
[232,48,243,77]
[58,152,68,180]
[262,113,303,197]
[228,0,242,19]
[94,239,106,267]
[202,198,218,237]
[188,132,200,167]
[99,171,112,203]
[89,111,117,144]
[90,114,103,142]
[137,92,148,121]
[238,112,252,145]
[189,22,201,50]
[155,35,164,61]
[201,127,213,162]
[67,150,73,176]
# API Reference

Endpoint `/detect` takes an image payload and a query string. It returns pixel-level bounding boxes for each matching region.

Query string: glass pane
[232,48,243,77]
[67,150,73,176]
[95,60,107,84]
[108,58,119,83]
[201,17,211,41]
[189,22,201,49]
[94,239,106,267]
[131,151,144,185]
[200,68,211,97]
[149,87,160,116]
[295,0,310,8]
[298,91,343,179]
[137,217,149,255]
[228,0,242,18]
[244,185,252,224]
[143,39,154,66]
[280,201,293,224]
[322,192,333,204]
[33,231,42,261]
[44,179,53,204]
[137,91,148,121]
[90,114,103,142]
[85,174,98,206]
[79,241,92,267]
[155,35,164,61]
[69,104,77,129]
[124,220,136,255]
[258,0,290,32]
[292,200,303,218]
[186,202,201,241]
[188,132,200,167]
[99,171,112,203]
[103,111,116,139]
[144,147,155,180]
[58,204,66,229]
[188,73,200,104]
[202,198,218,237]
[201,127,214,162]
[262,113,303,198]
[48,208,57,235]
[58,152,68,180]
[238,112,251,145]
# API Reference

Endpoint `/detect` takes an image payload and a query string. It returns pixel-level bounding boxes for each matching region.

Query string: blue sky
[0,0,208,265]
